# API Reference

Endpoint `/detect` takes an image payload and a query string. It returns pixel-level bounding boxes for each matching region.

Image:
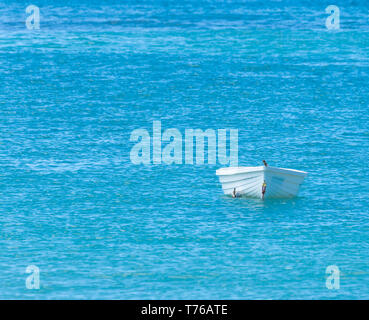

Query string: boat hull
[216,166,307,199]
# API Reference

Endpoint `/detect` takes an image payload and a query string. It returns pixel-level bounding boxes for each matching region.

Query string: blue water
[1,0,369,299]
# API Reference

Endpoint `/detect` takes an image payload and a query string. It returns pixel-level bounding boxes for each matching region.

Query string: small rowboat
[216,166,307,199]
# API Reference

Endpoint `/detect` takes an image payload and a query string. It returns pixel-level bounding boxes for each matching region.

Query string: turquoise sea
[0,0,368,299]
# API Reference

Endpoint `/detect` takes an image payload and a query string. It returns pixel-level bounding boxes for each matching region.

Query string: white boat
[216,166,307,199]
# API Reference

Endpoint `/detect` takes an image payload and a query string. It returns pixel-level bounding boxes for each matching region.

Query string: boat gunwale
[216,166,307,177]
